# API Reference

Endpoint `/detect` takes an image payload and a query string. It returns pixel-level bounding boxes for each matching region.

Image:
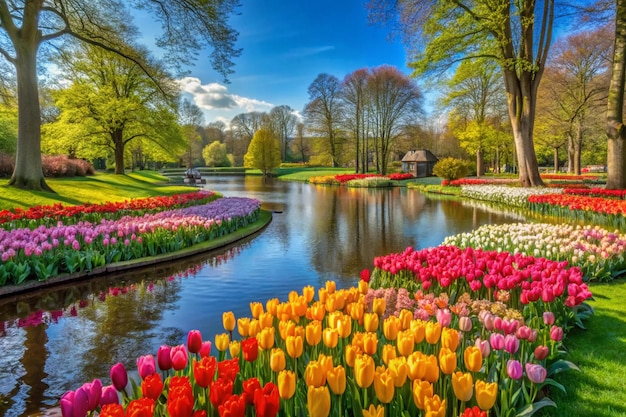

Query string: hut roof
[401,149,438,162]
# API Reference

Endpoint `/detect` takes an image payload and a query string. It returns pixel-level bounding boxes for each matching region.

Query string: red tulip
[187,330,203,354]
[170,345,189,371]
[217,358,240,381]
[168,377,194,417]
[193,355,217,388]
[99,403,125,417]
[534,345,549,361]
[126,397,155,417]
[110,363,128,391]
[218,394,247,417]
[157,345,172,371]
[242,337,259,362]
[141,373,164,401]
[210,378,235,408]
[242,378,261,405]
[253,382,280,417]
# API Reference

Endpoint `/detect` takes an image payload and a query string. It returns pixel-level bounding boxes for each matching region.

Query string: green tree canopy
[243,127,281,177]
[203,140,231,167]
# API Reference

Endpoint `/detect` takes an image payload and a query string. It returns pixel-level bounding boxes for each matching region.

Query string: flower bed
[528,194,626,229]
[0,197,260,286]
[460,185,563,208]
[564,187,626,200]
[309,173,414,187]
[442,223,626,282]
[346,177,393,188]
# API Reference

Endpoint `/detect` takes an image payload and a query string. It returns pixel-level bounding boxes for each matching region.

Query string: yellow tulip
[304,360,326,387]
[294,325,305,340]
[364,313,379,332]
[279,320,296,340]
[362,404,384,417]
[333,291,347,310]
[362,332,378,355]
[291,296,308,317]
[325,293,339,313]
[373,367,395,404]
[373,298,386,316]
[349,301,365,325]
[425,321,441,344]
[475,380,498,410]
[438,347,457,375]
[323,328,338,349]
[410,319,426,344]
[250,301,264,319]
[388,357,409,387]
[237,317,250,337]
[382,343,397,365]
[270,348,286,373]
[325,280,336,294]
[412,379,434,410]
[278,370,296,400]
[308,301,326,321]
[424,394,446,417]
[259,312,274,329]
[407,351,426,381]
[248,319,261,338]
[286,335,304,359]
[345,344,362,368]
[451,371,473,402]
[307,385,331,417]
[463,346,483,373]
[214,333,229,352]
[276,303,292,321]
[336,314,352,338]
[228,340,240,358]
[327,311,341,329]
[222,311,235,332]
[288,290,299,302]
[302,285,315,303]
[358,279,369,295]
[354,354,375,388]
[441,327,459,352]
[263,298,277,316]
[423,354,439,383]
[317,287,328,304]
[398,309,413,330]
[318,353,334,374]
[306,320,322,346]
[327,365,346,395]
[383,316,400,341]
[257,327,275,350]
[396,329,415,357]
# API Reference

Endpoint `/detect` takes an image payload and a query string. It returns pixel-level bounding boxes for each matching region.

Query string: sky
[155,1,413,125]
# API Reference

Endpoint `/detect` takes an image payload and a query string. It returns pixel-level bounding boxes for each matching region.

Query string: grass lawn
[0,171,197,210]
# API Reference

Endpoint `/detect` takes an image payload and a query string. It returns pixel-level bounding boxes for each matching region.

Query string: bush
[42,155,95,177]
[432,157,471,182]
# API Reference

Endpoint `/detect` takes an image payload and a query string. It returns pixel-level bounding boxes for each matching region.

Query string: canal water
[0,176,526,417]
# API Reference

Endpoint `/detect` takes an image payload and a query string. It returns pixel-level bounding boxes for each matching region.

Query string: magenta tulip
[60,391,75,417]
[525,363,547,384]
[170,344,189,371]
[110,363,128,391]
[534,345,549,361]
[200,341,212,357]
[489,333,504,351]
[550,326,563,342]
[504,335,520,354]
[157,345,172,371]
[100,385,119,407]
[83,379,102,411]
[72,386,90,417]
[187,329,203,354]
[506,360,523,380]
[137,355,156,379]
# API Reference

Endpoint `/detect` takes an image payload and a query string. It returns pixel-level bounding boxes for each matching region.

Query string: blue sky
[170,1,412,125]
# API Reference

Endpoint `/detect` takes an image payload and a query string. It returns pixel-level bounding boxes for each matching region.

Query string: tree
[243,127,281,177]
[368,0,559,186]
[304,74,345,167]
[607,0,626,188]
[203,140,231,167]
[341,68,370,173]
[292,122,310,163]
[268,105,298,161]
[47,44,184,174]
[0,0,240,191]
[179,99,205,168]
[230,111,267,164]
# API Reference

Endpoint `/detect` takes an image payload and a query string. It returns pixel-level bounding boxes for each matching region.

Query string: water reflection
[0,177,526,417]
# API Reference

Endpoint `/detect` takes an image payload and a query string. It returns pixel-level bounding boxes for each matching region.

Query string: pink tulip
[200,341,212,357]
[489,333,504,351]
[170,344,189,371]
[100,385,119,407]
[187,329,203,354]
[504,335,520,354]
[550,326,563,342]
[475,338,491,358]
[137,354,156,379]
[507,360,523,380]
[436,308,452,327]
[525,363,547,384]
[458,316,472,332]
[534,345,549,361]
[110,363,128,391]
[157,345,172,371]
[543,311,555,325]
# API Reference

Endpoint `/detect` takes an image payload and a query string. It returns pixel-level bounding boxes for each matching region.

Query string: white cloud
[177,77,273,113]
[284,46,335,58]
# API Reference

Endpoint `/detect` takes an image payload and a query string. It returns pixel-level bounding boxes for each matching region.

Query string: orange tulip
[410,319,426,344]
[424,394,446,417]
[270,348,286,373]
[362,332,378,355]
[237,318,250,337]
[358,279,369,295]
[383,316,400,341]
[396,329,415,357]
[306,320,322,346]
[248,319,261,338]
[308,301,326,321]
[302,285,315,303]
[318,353,333,374]
[463,346,483,373]
[349,301,365,324]
[412,379,434,410]
[423,354,439,383]
[475,380,498,410]
[325,280,336,294]
[373,366,395,404]
[250,302,264,319]
[325,294,339,313]
[214,333,229,352]
[257,327,275,350]
[441,327,460,352]
[278,370,296,400]
[407,351,426,381]
[228,340,240,358]
[304,360,326,387]
[336,314,352,338]
[222,311,235,332]
[362,404,384,417]
[354,354,375,388]
[327,311,341,329]
[425,321,441,344]
[382,343,397,365]
[388,357,409,387]
[294,325,305,340]
[286,335,304,359]
[276,303,292,321]
[259,312,274,329]
[265,298,279,316]
[452,371,473,402]
[317,288,328,304]
[438,347,457,375]
[323,328,338,349]
[307,385,331,417]
[345,344,362,368]
[279,320,296,340]
[373,298,386,316]
[398,309,413,330]
[327,365,346,395]
[291,296,308,318]
[364,313,379,332]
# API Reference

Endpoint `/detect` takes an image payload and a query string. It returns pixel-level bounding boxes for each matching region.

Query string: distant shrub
[42,155,95,177]
[432,157,471,182]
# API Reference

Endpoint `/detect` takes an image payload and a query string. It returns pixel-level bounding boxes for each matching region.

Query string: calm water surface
[0,176,526,417]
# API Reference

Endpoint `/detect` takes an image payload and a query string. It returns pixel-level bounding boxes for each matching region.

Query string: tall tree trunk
[567,133,575,173]
[476,148,484,177]
[8,39,53,191]
[553,147,559,173]
[113,129,126,174]
[606,0,626,189]
[574,122,583,175]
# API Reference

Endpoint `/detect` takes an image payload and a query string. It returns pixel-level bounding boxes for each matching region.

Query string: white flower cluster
[460,185,563,208]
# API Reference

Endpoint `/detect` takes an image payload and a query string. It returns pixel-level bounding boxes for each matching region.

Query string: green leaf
[515,398,557,417]
[548,359,581,376]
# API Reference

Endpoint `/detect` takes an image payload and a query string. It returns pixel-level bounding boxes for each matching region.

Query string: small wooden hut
[401,149,438,177]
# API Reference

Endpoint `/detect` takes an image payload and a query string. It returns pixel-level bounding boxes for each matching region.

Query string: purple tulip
[504,334,520,354]
[507,360,523,380]
[170,344,189,371]
[157,345,172,371]
[187,329,203,354]
[72,386,90,417]
[100,385,119,407]
[60,391,75,417]
[109,362,128,391]
[137,355,156,379]
[525,363,547,384]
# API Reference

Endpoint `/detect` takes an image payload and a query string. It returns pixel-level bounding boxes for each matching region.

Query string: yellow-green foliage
[432,157,471,181]
[243,128,281,176]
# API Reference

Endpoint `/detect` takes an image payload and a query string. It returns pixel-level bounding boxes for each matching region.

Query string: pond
[0,176,527,417]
